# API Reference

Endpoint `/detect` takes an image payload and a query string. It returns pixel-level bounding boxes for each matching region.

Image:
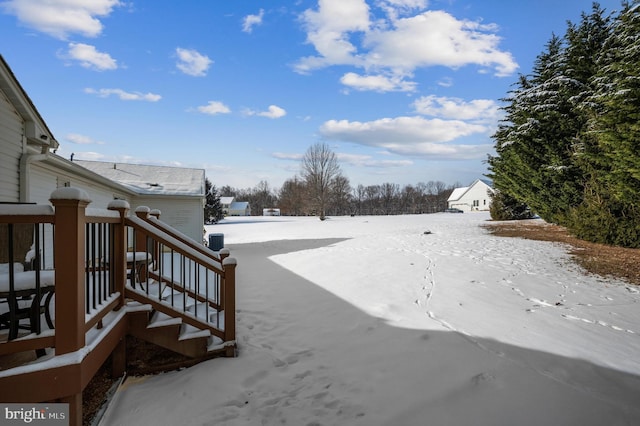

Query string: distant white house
[75,160,206,241]
[263,208,281,216]
[447,179,494,212]
[220,196,251,216]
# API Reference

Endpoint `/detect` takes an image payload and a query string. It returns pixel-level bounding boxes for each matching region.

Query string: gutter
[19,150,139,204]
[19,150,49,203]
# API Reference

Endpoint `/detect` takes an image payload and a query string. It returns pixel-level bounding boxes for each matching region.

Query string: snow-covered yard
[101,212,640,425]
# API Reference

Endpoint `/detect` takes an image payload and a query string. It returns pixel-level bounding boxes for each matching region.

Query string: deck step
[148,311,182,328]
[179,324,210,341]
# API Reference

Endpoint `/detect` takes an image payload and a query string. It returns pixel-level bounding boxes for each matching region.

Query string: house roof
[75,160,205,196]
[220,197,235,205]
[447,187,469,202]
[229,201,249,210]
[447,179,494,202]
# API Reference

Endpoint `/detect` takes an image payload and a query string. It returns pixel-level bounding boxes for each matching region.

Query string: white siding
[449,180,493,212]
[29,162,131,208]
[135,197,204,243]
[0,90,23,202]
[28,166,58,205]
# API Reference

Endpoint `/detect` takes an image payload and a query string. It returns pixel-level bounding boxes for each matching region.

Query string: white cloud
[413,95,500,122]
[242,9,264,33]
[295,1,518,88]
[319,116,489,159]
[364,11,517,77]
[84,88,161,102]
[245,105,287,119]
[65,133,104,145]
[1,0,121,39]
[175,48,212,77]
[337,152,413,167]
[377,0,428,20]
[196,101,231,116]
[296,0,371,73]
[437,77,453,87]
[382,0,427,8]
[64,43,117,71]
[272,150,414,170]
[340,72,416,92]
[272,152,303,161]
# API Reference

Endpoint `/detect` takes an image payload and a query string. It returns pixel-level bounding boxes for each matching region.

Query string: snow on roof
[220,197,235,205]
[229,201,249,210]
[447,179,494,201]
[74,160,205,196]
[447,186,469,202]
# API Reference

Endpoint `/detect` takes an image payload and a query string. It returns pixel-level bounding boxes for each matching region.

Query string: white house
[0,55,205,242]
[75,160,205,242]
[447,179,494,212]
[220,196,251,216]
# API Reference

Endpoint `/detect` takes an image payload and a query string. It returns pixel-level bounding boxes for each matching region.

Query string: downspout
[19,144,50,203]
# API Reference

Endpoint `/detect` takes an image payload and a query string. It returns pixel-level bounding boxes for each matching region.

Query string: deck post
[133,207,151,281]
[149,209,161,270]
[134,206,150,254]
[50,188,91,426]
[50,188,90,354]
[222,257,237,356]
[61,393,82,426]
[108,200,130,307]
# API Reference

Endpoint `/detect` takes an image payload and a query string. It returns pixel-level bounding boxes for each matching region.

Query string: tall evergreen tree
[489,36,571,223]
[571,1,640,246]
[489,3,611,225]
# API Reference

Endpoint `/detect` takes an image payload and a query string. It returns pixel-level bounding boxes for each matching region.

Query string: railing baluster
[170,248,175,306]
[98,222,103,305]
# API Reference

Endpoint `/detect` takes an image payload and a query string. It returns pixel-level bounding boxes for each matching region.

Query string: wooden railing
[0,204,56,355]
[124,206,236,350]
[0,188,237,425]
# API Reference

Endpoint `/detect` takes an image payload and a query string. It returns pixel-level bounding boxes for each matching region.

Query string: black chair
[0,269,55,341]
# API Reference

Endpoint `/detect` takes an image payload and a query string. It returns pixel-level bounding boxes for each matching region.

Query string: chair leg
[43,290,55,329]
[29,295,42,335]
[8,298,19,341]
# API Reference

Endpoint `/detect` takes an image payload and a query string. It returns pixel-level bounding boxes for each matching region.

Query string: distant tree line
[488,2,640,247]
[211,142,457,219]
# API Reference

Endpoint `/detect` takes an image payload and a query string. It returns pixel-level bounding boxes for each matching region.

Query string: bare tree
[279,176,308,216]
[380,182,399,214]
[329,173,352,215]
[301,142,341,220]
[251,180,277,215]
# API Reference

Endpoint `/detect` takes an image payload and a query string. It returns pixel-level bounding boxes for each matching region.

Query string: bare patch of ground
[483,219,640,286]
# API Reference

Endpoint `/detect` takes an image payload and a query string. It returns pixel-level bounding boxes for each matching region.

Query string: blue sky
[0,0,621,190]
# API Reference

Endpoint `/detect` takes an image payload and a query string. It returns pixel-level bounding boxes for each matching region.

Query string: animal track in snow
[562,314,635,333]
